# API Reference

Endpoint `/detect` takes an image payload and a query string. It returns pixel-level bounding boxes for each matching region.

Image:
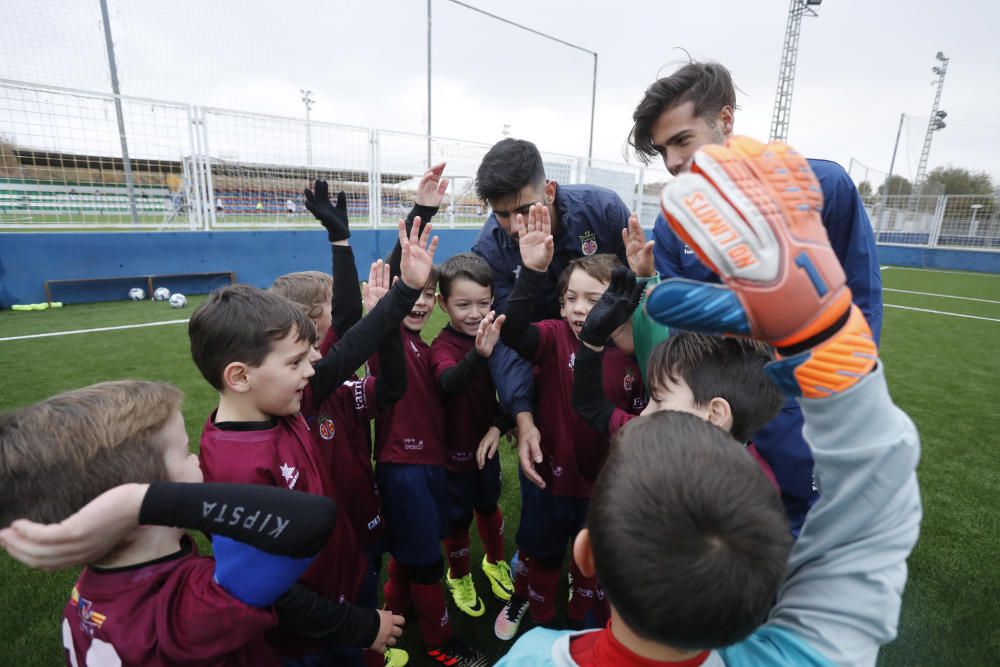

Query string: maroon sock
[382,557,411,614]
[410,581,453,648]
[443,529,471,579]
[513,553,531,599]
[527,558,561,624]
[475,508,506,564]
[567,559,597,624]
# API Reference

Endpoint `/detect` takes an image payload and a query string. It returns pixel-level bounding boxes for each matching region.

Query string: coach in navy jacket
[471,139,630,422]
[629,62,883,534]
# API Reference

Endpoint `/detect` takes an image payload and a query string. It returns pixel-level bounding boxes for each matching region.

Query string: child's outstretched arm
[572,268,644,436]
[645,136,920,666]
[304,180,364,336]
[386,162,448,279]
[433,311,507,397]
[309,220,438,404]
[0,482,335,572]
[362,261,408,408]
[497,203,554,360]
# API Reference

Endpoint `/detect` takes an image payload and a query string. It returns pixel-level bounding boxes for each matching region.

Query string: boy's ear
[544,180,557,204]
[572,528,597,578]
[222,362,252,393]
[437,293,448,312]
[707,396,734,433]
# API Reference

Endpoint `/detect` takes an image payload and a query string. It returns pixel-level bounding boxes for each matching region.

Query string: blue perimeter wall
[0,230,481,308]
[1,231,999,308]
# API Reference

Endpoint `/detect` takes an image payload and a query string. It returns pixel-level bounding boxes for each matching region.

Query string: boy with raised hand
[498,136,921,666]
[191,220,436,665]
[366,218,488,667]
[570,278,781,489]
[0,379,399,666]
[495,205,646,639]
[429,252,513,618]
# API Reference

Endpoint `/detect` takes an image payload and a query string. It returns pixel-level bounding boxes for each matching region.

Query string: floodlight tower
[913,52,949,195]
[301,89,314,166]
[769,0,822,142]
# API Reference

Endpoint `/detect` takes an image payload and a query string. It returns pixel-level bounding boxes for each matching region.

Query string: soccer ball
[128,287,145,301]
[169,293,187,308]
[153,287,171,301]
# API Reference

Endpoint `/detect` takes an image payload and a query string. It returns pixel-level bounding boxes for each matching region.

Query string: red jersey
[430,326,499,472]
[532,319,645,497]
[370,327,447,466]
[62,538,278,666]
[199,413,365,655]
[303,376,384,548]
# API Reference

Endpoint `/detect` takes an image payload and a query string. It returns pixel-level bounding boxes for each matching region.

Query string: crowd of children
[0,133,920,667]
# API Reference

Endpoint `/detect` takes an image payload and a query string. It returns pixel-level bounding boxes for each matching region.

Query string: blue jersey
[651,158,883,533]
[472,184,630,416]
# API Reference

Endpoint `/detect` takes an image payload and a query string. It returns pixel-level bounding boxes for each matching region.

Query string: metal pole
[427,0,432,168]
[444,0,596,157]
[301,90,314,167]
[588,53,597,164]
[99,0,139,227]
[879,112,905,229]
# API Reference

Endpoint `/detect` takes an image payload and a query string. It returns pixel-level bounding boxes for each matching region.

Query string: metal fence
[3,79,998,251]
[0,79,673,233]
[864,194,1000,250]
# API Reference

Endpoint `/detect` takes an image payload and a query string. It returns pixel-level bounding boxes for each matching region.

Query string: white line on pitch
[883,288,1000,304]
[884,304,1000,322]
[0,318,189,342]
[883,266,1000,278]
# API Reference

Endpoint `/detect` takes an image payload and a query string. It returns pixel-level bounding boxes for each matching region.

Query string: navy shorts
[376,462,448,566]
[445,454,502,522]
[515,468,590,563]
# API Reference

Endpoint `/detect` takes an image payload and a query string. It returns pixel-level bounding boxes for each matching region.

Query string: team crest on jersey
[568,352,576,370]
[279,462,300,489]
[409,339,420,356]
[579,231,598,256]
[318,417,335,441]
[513,265,522,280]
[623,371,635,392]
[70,586,106,636]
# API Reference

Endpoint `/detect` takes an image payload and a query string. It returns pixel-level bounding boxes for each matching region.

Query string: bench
[43,271,236,305]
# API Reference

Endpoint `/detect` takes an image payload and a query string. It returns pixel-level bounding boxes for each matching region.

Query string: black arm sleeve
[498,266,544,360]
[331,244,362,337]
[386,203,439,279]
[571,343,615,437]
[374,325,407,409]
[274,583,381,647]
[139,482,336,558]
[309,280,421,404]
[493,412,515,434]
[437,348,486,397]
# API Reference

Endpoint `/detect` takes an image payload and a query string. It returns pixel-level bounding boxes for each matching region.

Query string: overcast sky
[2,0,997,187]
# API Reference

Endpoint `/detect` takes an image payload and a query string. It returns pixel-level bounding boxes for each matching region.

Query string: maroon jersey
[532,319,645,497]
[430,326,499,472]
[369,326,446,466]
[199,413,365,655]
[62,538,278,666]
[303,376,384,548]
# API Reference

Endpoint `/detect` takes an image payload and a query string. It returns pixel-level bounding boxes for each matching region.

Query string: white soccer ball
[128,287,145,301]
[153,287,171,301]
[168,293,187,308]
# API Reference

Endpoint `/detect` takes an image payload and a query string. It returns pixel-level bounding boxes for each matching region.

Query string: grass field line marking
[885,304,1000,322]
[883,288,1000,304]
[883,266,1000,278]
[0,318,189,342]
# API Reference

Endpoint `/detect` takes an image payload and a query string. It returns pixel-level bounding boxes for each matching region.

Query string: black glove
[580,267,644,347]
[304,180,350,242]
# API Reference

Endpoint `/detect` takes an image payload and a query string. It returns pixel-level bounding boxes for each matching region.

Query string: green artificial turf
[1,266,998,665]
